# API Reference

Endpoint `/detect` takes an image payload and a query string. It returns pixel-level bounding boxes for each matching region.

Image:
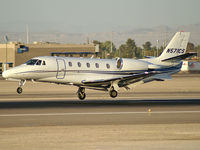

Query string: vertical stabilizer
[158,32,190,61]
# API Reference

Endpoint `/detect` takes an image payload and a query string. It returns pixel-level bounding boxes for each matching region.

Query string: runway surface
[0,99,200,127]
[0,99,200,150]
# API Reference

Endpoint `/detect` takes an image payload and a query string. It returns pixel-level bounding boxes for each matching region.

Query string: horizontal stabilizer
[162,52,197,62]
[144,56,156,59]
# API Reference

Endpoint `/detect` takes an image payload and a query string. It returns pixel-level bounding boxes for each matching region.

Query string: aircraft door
[56,59,66,79]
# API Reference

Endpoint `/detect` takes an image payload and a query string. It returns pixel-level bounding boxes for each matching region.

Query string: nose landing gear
[17,87,23,94]
[17,80,26,94]
[77,87,86,100]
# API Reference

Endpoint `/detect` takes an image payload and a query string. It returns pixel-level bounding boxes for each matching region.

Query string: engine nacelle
[117,58,149,71]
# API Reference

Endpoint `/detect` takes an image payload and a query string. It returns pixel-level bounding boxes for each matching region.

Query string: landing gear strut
[77,87,86,100]
[17,80,26,94]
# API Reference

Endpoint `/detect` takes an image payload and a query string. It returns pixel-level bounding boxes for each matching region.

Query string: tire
[109,90,118,98]
[17,87,23,94]
[78,92,86,100]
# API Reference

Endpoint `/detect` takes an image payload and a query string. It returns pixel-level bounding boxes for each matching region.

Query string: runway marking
[0,111,200,117]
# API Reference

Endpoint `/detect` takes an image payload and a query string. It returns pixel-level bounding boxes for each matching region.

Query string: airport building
[0,42,99,73]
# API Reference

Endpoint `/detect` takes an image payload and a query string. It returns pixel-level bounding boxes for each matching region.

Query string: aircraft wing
[81,71,159,87]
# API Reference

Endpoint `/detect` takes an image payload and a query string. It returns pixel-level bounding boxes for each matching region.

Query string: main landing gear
[77,87,86,100]
[109,86,118,98]
[17,80,26,94]
[77,84,118,100]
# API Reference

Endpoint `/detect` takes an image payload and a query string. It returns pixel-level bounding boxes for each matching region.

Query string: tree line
[93,39,200,60]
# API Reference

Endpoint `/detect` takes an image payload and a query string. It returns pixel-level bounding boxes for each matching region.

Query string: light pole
[4,35,9,71]
[110,31,113,53]
[156,40,159,57]
[26,24,29,44]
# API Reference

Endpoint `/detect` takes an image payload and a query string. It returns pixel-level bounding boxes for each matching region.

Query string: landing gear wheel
[109,90,118,98]
[78,92,86,100]
[16,80,26,94]
[77,87,86,100]
[17,87,23,94]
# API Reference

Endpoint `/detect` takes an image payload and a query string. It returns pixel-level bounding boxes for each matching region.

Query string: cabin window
[36,60,42,65]
[77,62,81,67]
[68,62,72,67]
[25,59,38,65]
[86,63,90,68]
[42,61,46,65]
[95,63,99,68]
[106,64,110,69]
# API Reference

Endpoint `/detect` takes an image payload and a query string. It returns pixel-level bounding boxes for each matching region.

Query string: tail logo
[166,48,185,54]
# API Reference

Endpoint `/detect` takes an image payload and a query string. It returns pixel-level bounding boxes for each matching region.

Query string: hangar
[0,42,99,73]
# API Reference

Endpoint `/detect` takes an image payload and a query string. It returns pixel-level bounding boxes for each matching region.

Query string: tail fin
[158,32,190,61]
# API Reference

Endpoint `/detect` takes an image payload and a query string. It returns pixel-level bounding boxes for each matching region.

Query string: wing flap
[81,71,159,86]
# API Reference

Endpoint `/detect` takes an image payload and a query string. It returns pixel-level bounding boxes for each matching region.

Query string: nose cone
[2,65,25,79]
[2,69,14,79]
[2,70,9,78]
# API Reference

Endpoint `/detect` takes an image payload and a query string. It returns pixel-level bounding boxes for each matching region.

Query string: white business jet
[2,32,195,100]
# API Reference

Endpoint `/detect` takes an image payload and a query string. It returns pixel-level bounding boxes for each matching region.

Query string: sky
[0,0,200,33]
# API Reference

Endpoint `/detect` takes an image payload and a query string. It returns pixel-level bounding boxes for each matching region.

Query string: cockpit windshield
[25,59,46,65]
[25,59,38,65]
[36,60,42,65]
